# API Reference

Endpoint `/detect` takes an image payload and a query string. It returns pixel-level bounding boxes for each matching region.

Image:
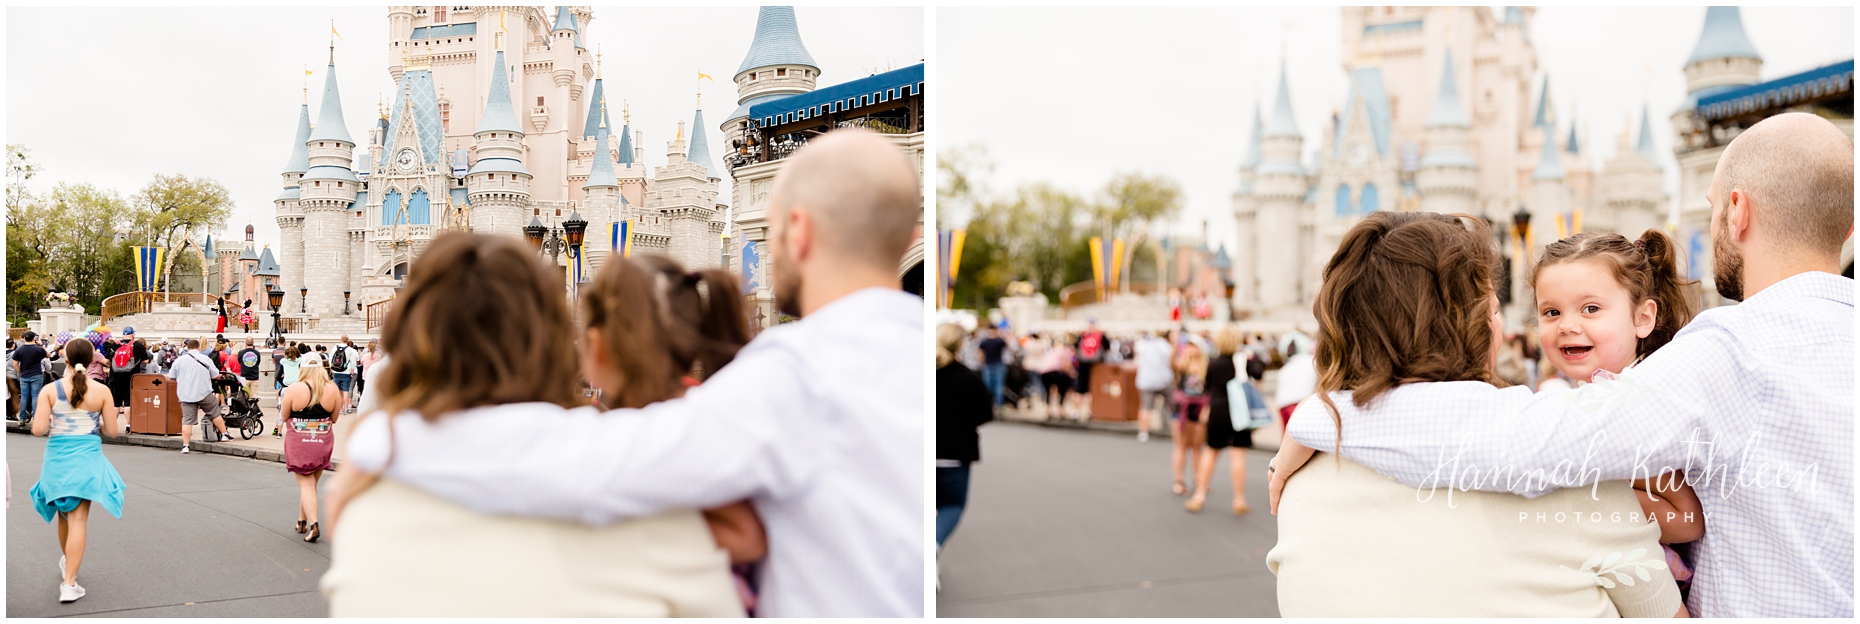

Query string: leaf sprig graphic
[1560,548,1669,588]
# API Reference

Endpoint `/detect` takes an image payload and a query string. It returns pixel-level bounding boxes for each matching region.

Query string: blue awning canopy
[749,63,923,128]
[1696,60,1853,121]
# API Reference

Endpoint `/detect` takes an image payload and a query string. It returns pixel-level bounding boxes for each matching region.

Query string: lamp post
[525,214,570,264]
[300,286,308,315]
[268,286,284,343]
[1512,206,1533,264]
[343,290,351,316]
[562,211,588,300]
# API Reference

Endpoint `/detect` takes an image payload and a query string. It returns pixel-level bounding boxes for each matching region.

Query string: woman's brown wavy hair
[1312,211,1503,451]
[375,232,584,420]
[581,253,751,410]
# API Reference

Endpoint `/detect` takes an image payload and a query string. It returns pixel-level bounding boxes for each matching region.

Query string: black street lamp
[1512,206,1533,263]
[524,215,547,251]
[268,286,285,342]
[300,286,308,314]
[343,290,351,316]
[526,214,571,264]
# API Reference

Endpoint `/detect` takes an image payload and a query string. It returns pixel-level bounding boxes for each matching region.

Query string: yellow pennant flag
[332,23,343,40]
[304,68,313,76]
[697,72,714,83]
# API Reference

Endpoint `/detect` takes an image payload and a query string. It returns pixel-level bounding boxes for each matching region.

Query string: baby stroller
[211,372,265,440]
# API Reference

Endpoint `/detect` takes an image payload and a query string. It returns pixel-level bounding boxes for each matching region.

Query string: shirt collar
[802,287,919,325]
[1746,271,1853,307]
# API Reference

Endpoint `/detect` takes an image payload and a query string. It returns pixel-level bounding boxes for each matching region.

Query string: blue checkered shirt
[1289,271,1854,617]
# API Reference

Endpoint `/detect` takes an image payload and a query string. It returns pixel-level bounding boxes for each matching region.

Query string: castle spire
[585,100,618,189]
[1264,54,1301,139]
[1425,48,1469,128]
[616,100,635,166]
[1240,102,1264,170]
[1686,6,1762,66]
[283,100,313,175]
[476,49,521,134]
[1532,73,1554,128]
[1636,102,1661,168]
[307,56,352,144]
[688,102,718,180]
[736,6,818,76]
[1533,125,1564,181]
[582,77,609,139]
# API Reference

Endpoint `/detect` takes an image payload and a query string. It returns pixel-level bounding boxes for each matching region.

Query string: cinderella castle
[268,6,926,332]
[1230,6,1854,328]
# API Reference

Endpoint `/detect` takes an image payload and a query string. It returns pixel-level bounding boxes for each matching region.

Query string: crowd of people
[1265,112,1853,617]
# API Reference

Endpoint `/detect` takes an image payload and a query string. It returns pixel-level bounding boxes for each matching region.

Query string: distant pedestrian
[280,345,302,389]
[167,337,231,452]
[936,323,992,561]
[1189,327,1251,515]
[1169,341,1210,498]
[1133,332,1174,443]
[1036,340,1076,420]
[974,327,1010,409]
[106,333,149,409]
[29,339,126,604]
[332,336,359,413]
[270,341,288,392]
[12,331,49,423]
[280,357,342,543]
[238,338,262,396]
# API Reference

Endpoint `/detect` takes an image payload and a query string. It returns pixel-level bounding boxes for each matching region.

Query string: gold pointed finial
[623,100,631,127]
[597,45,603,79]
[599,98,608,130]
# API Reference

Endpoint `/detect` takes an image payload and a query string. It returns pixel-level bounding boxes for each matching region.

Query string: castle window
[315,181,321,187]
[435,5,446,22]
[777,68,787,77]
[440,102,451,132]
[537,96,545,107]
[338,182,343,188]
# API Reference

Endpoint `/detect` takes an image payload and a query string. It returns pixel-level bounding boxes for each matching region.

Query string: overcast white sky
[6,6,923,248]
[939,6,1854,251]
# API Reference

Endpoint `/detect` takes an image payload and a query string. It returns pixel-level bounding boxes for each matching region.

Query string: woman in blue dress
[29,339,126,604]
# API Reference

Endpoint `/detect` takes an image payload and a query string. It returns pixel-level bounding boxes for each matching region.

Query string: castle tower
[582,100,621,271]
[299,53,360,319]
[647,111,724,269]
[1417,47,1479,214]
[1529,124,1568,252]
[615,102,645,207]
[1597,104,1667,239]
[722,6,820,173]
[1230,103,1264,314]
[1253,57,1309,315]
[1682,6,1763,99]
[274,99,312,309]
[466,49,532,239]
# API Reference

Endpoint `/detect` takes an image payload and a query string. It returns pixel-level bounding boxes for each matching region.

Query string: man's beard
[774,254,803,318]
[1713,209,1746,302]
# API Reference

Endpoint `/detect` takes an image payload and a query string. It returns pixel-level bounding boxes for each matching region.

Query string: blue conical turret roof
[737,7,817,75]
[688,108,717,179]
[283,103,313,174]
[1637,103,1662,168]
[1264,58,1301,139]
[1240,103,1264,169]
[585,124,618,189]
[1533,125,1564,181]
[1425,48,1470,128]
[1687,6,1762,66]
[1532,74,1554,128]
[307,63,353,144]
[582,78,608,139]
[616,120,634,165]
[1566,123,1580,154]
[476,50,522,134]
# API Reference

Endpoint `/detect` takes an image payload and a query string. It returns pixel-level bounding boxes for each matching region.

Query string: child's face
[1535,258,1657,382]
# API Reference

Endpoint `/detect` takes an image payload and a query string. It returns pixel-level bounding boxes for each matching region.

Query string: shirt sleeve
[1288,320,1748,498]
[373,342,825,526]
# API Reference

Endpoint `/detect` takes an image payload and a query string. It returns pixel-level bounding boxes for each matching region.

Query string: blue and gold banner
[611,220,634,258]
[134,246,166,292]
[1087,236,1125,301]
[938,229,965,309]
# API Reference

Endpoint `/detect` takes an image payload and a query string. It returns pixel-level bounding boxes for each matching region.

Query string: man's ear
[1728,188,1753,242]
[787,205,814,264]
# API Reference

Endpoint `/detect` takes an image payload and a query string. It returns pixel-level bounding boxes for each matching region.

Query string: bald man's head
[768,128,921,269]
[1713,112,1854,257]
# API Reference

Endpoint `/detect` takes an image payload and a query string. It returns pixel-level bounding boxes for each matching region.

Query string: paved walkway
[6,432,332,617]
[936,421,1281,617]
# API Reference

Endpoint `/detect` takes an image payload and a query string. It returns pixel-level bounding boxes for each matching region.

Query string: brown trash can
[1088,363,1140,422]
[129,374,183,436]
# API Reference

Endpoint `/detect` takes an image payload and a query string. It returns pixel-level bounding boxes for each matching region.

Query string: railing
[1058,281,1164,311]
[100,291,233,322]
[366,298,395,332]
[278,317,320,334]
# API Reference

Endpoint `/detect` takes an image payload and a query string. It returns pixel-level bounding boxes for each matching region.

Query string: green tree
[26,183,136,312]
[953,183,1091,309]
[126,173,232,294]
[1092,172,1183,292]
[6,144,41,324]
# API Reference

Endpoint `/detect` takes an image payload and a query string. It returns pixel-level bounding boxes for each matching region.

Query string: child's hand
[1269,436,1317,515]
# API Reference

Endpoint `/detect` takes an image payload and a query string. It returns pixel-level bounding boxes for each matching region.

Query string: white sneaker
[221,434,233,442]
[1137,431,1149,443]
[59,582,85,603]
[180,446,190,454]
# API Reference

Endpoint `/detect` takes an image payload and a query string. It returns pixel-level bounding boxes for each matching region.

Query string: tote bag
[1227,355,1274,431]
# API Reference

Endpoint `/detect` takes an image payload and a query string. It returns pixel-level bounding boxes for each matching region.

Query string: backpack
[330,346,349,371]
[1078,332,1103,362]
[111,343,136,373]
[158,348,178,372]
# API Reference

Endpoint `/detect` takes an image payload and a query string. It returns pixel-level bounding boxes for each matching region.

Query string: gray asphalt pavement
[936,421,1282,617]
[6,431,330,617]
